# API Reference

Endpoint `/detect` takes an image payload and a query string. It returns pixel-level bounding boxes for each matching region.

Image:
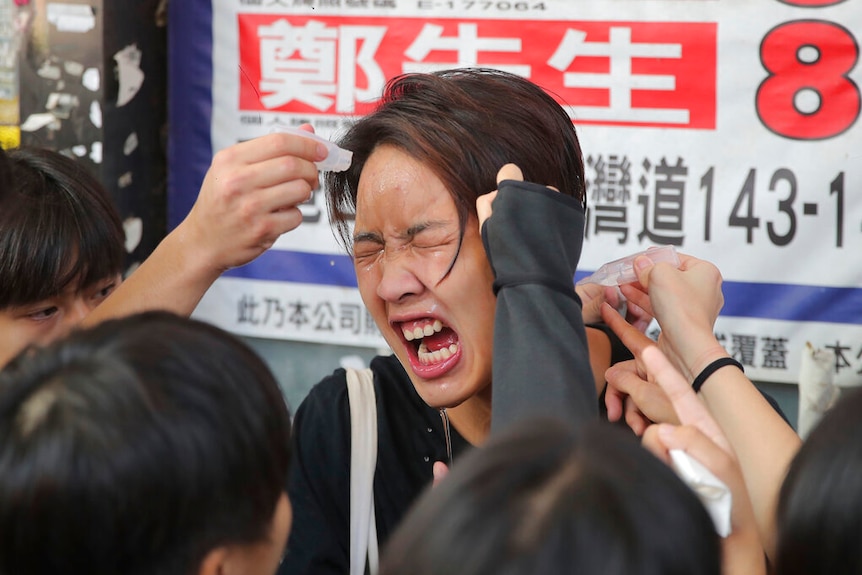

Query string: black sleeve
[279,374,351,575]
[482,180,597,435]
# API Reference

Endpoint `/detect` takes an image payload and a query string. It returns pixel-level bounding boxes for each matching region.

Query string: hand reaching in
[184,126,327,273]
[638,346,766,575]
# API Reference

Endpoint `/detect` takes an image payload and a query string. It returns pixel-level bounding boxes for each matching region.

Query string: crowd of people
[0,68,857,575]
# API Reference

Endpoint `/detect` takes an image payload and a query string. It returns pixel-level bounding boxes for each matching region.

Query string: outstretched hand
[184,126,327,273]
[637,346,766,575]
[602,303,678,434]
[83,127,329,325]
[617,253,726,381]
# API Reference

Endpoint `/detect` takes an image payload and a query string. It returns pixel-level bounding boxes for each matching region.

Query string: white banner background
[186,0,862,386]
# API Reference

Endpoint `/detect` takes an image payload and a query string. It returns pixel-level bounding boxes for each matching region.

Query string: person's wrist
[165,220,223,281]
[691,357,744,392]
[682,340,731,383]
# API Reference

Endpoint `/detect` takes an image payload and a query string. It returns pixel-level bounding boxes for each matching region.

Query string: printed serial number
[417,1,547,10]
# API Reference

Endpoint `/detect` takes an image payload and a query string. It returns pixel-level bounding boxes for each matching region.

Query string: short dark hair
[0,311,292,575]
[0,146,124,309]
[381,418,721,575]
[325,68,586,253]
[776,386,862,575]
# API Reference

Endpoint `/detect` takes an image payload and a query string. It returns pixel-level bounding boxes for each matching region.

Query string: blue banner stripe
[575,271,860,325]
[224,250,358,287]
[225,253,861,326]
[718,280,860,325]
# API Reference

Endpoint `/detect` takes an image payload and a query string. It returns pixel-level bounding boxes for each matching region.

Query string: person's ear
[197,546,230,575]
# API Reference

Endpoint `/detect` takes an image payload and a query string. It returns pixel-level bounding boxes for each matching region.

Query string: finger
[640,346,731,451]
[674,252,698,271]
[625,300,654,333]
[624,397,650,436]
[631,255,654,289]
[603,380,625,422]
[619,283,654,318]
[496,163,524,183]
[476,190,497,228]
[225,131,327,165]
[605,359,647,397]
[252,179,316,214]
[576,282,605,324]
[601,302,654,356]
[603,285,621,308]
[641,424,672,465]
[210,155,319,203]
[259,207,305,242]
[432,461,450,486]
[249,154,321,191]
[608,361,680,428]
[658,424,738,481]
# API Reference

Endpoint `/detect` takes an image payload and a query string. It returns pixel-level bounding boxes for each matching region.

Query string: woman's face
[353,145,496,408]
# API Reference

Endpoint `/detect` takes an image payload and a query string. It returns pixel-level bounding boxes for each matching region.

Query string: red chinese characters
[238,15,717,130]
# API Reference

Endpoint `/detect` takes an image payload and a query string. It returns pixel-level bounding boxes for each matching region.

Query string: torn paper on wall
[89,99,101,127]
[37,59,61,80]
[798,342,839,439]
[118,171,133,188]
[64,60,84,76]
[89,140,102,163]
[82,67,99,91]
[45,92,79,118]
[123,131,138,155]
[47,3,96,33]
[20,112,58,131]
[123,217,143,253]
[114,44,144,106]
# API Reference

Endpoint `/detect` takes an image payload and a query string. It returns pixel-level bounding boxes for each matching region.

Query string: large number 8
[777,0,846,6]
[757,20,860,140]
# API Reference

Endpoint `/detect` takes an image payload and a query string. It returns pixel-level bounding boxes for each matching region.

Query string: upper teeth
[403,319,443,341]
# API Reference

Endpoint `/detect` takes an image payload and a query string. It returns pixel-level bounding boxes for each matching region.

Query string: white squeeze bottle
[270,125,353,172]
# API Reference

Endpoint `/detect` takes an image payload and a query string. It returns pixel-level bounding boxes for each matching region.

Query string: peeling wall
[10,0,167,270]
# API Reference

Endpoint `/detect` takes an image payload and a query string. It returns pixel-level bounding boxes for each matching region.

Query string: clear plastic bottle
[577,245,680,287]
[270,126,353,172]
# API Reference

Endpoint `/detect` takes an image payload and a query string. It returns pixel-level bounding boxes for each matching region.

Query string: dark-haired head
[775,386,862,575]
[381,418,721,575]
[0,311,292,575]
[0,146,124,308]
[0,147,126,366]
[325,68,585,252]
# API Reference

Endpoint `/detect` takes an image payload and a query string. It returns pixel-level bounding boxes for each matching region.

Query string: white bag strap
[346,367,379,575]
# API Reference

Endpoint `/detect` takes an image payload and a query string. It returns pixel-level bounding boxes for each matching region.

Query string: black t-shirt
[281,326,633,575]
[281,354,471,575]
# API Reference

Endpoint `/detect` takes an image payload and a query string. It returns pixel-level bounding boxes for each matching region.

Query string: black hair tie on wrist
[692,357,744,393]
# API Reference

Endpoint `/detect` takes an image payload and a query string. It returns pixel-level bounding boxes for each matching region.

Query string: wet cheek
[356,273,380,308]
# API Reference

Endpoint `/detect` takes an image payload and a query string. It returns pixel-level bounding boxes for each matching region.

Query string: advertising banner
[168,0,862,386]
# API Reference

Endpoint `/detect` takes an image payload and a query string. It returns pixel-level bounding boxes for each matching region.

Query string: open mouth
[400,318,460,366]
